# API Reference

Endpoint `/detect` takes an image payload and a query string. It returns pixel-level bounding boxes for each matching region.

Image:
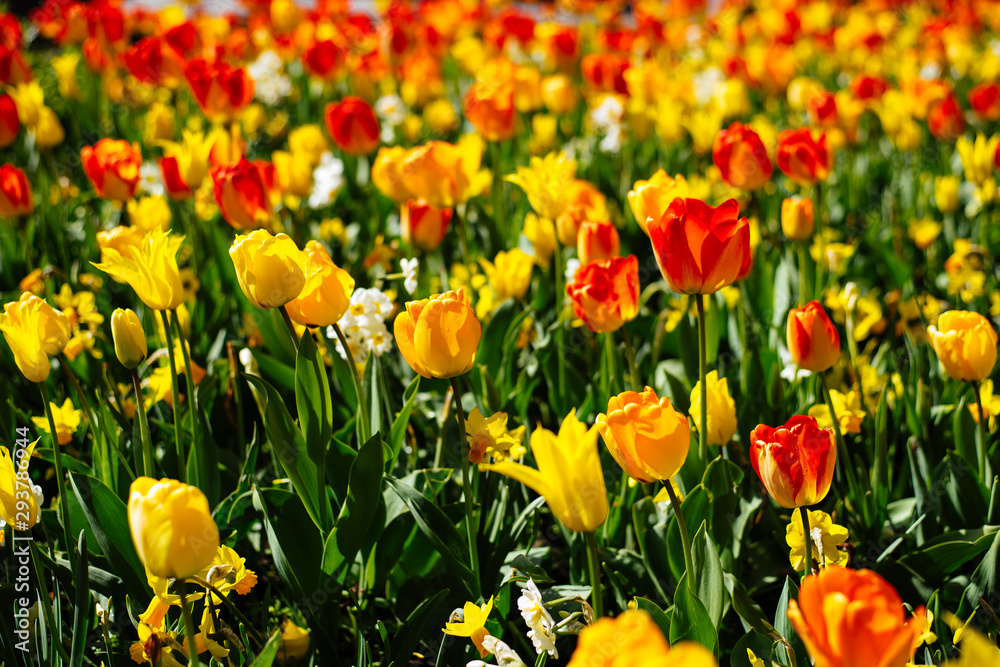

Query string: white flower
[589,96,626,155]
[137,161,164,197]
[565,258,580,282]
[693,66,725,107]
[375,94,408,142]
[518,579,558,658]
[401,258,418,294]
[248,50,292,106]
[778,344,813,382]
[309,152,345,209]
[466,635,527,667]
[328,287,395,364]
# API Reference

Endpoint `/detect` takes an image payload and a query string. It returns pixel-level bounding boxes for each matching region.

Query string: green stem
[40,382,72,553]
[554,242,567,410]
[132,369,155,478]
[974,380,990,487]
[30,541,71,662]
[62,356,134,480]
[453,206,473,269]
[797,242,810,306]
[663,478,694,591]
[178,579,202,666]
[333,322,370,445]
[814,182,825,300]
[172,310,203,487]
[584,531,604,618]
[159,309,185,483]
[695,294,709,466]
[491,141,505,246]
[279,305,300,349]
[799,506,813,583]
[822,374,862,510]
[191,576,266,648]
[621,328,640,391]
[433,385,453,469]
[450,377,480,585]
[603,331,617,399]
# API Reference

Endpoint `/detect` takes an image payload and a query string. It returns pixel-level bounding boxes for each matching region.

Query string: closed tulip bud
[566,255,639,334]
[577,219,620,263]
[0,292,71,382]
[394,289,481,379]
[401,199,452,251]
[0,164,33,217]
[627,170,689,234]
[111,308,146,369]
[750,415,835,508]
[285,241,355,327]
[229,230,308,310]
[81,138,142,201]
[184,59,254,122]
[0,93,19,147]
[92,229,185,312]
[781,196,815,240]
[324,96,380,156]
[211,158,272,230]
[597,387,690,483]
[689,370,738,446]
[787,301,841,373]
[927,310,998,382]
[128,476,220,580]
[713,122,773,191]
[649,198,750,295]
[788,566,926,667]
[1,440,39,531]
[776,128,831,186]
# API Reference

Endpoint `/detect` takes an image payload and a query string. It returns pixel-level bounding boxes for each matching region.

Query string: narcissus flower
[505,151,577,221]
[0,163,32,217]
[750,415,835,509]
[184,58,254,122]
[0,440,39,531]
[689,370,738,446]
[277,619,311,664]
[81,138,141,201]
[787,566,926,667]
[566,255,639,333]
[627,170,690,234]
[787,301,841,373]
[597,386,690,483]
[782,196,814,240]
[324,96,380,156]
[31,397,81,446]
[648,198,750,295]
[465,407,524,464]
[566,610,718,667]
[285,241,355,327]
[786,509,849,572]
[128,476,220,580]
[111,308,146,370]
[92,229,185,311]
[713,122,773,191]
[483,410,607,533]
[927,310,998,382]
[577,219,620,263]
[443,597,494,658]
[776,128,830,186]
[394,289,481,379]
[1,292,71,382]
[211,158,272,230]
[401,199,451,251]
[229,230,308,310]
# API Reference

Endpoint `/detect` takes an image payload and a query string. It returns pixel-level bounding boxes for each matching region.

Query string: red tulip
[81,138,141,201]
[787,300,840,373]
[0,164,33,217]
[750,415,835,508]
[968,82,1000,121]
[211,158,272,230]
[324,96,380,156]
[566,255,639,333]
[402,199,452,251]
[0,92,19,147]
[713,122,773,191]
[927,94,964,140]
[184,58,255,122]
[777,128,831,186]
[304,39,345,81]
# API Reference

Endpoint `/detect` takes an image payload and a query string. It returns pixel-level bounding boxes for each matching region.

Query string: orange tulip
[211,158,272,230]
[556,179,608,246]
[597,386,690,483]
[577,219,620,263]
[402,199,452,251]
[712,122,772,191]
[81,138,141,201]
[0,164,32,217]
[788,565,926,667]
[566,255,639,333]
[324,96,380,156]
[0,93,18,147]
[750,415,835,509]
[464,64,516,142]
[781,196,815,240]
[394,289,481,379]
[184,58,254,122]
[304,39,345,81]
[285,241,355,328]
[787,301,841,373]
[927,94,964,140]
[777,128,831,186]
[648,198,750,295]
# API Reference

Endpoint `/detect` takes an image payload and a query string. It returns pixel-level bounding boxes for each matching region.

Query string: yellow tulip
[689,371,738,447]
[934,175,961,214]
[285,241,355,327]
[10,81,43,127]
[505,151,577,221]
[112,308,147,370]
[598,387,690,483]
[92,228,185,311]
[0,439,39,531]
[35,107,65,149]
[781,196,815,240]
[126,196,172,234]
[957,133,1000,187]
[288,124,329,167]
[485,248,534,302]
[0,292,71,383]
[523,213,557,269]
[272,150,314,198]
[928,310,998,382]
[394,289,481,379]
[484,410,608,533]
[371,145,414,202]
[277,619,311,664]
[627,170,690,234]
[127,476,220,580]
[229,230,308,309]
[51,52,81,100]
[566,610,718,667]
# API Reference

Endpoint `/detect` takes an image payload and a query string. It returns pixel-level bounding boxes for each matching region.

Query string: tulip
[713,122,773,191]
[0,164,33,217]
[541,73,578,115]
[229,230,308,310]
[96,225,143,256]
[483,409,607,533]
[111,308,147,370]
[394,289,481,379]
[0,292,71,383]
[34,106,63,149]
[776,128,830,186]
[689,370,737,447]
[123,35,185,87]
[184,58,254,122]
[401,199,452,251]
[288,124,330,167]
[787,301,841,373]
[566,255,639,334]
[505,151,578,221]
[0,93,18,147]
[272,149,314,199]
[285,241,355,327]
[9,82,41,128]
[324,96,380,156]
[401,138,486,209]
[566,610,717,667]
[787,565,926,667]
[597,387,690,483]
[371,146,413,202]
[464,74,516,142]
[556,178,608,246]
[956,133,1000,188]
[159,129,213,200]
[0,439,39,531]
[927,310,998,382]
[934,175,960,214]
[92,229,185,312]
[782,196,815,240]
[577,219,620,263]
[304,39,344,81]
[211,158,272,230]
[648,197,750,295]
[969,82,1000,121]
[81,138,141,201]
[128,476,220,580]
[489,248,534,302]
[927,94,964,140]
[627,170,690,234]
[749,415,835,509]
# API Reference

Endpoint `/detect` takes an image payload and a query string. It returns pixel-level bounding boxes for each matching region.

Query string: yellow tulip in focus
[112,308,147,370]
[483,410,608,533]
[0,439,39,531]
[0,292,71,383]
[394,289,481,379]
[127,476,220,580]
[442,597,494,658]
[689,371,738,446]
[786,508,849,572]
[92,229,186,311]
[627,170,689,234]
[229,230,308,310]
[505,151,578,221]
[928,310,998,382]
[598,387,691,483]
[484,248,534,301]
[566,610,718,667]
[285,241,355,327]
[934,175,961,214]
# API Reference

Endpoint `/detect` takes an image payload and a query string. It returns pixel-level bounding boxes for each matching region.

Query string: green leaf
[249,632,283,667]
[69,530,90,667]
[633,597,672,639]
[774,576,805,667]
[499,554,553,586]
[632,498,672,602]
[389,375,420,469]
[691,521,726,629]
[667,486,710,583]
[954,393,978,469]
[669,574,718,653]
[252,487,323,599]
[959,528,1000,616]
[872,385,891,519]
[725,573,776,638]
[295,332,333,468]
[363,353,383,442]
[731,631,776,667]
[336,433,386,564]
[390,588,451,666]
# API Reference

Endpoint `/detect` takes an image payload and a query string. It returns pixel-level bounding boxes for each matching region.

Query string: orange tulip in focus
[0,164,32,217]
[81,138,141,201]
[713,122,773,191]
[787,301,841,373]
[577,219,620,263]
[0,93,18,147]
[597,387,690,483]
[788,565,926,667]
[285,241,355,328]
[750,415,835,509]
[402,199,452,251]
[627,170,689,235]
[324,96,380,156]
[566,255,639,333]
[464,62,516,142]
[648,198,750,295]
[777,128,831,186]
[211,158,272,230]
[184,58,255,123]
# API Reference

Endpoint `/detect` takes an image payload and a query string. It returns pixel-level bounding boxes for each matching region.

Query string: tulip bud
[781,196,815,240]
[787,301,841,373]
[112,308,147,370]
[927,310,998,382]
[626,170,688,235]
[211,158,272,230]
[229,230,308,310]
[566,255,639,334]
[401,199,452,251]
[933,175,960,214]
[577,219,620,263]
[689,370,738,446]
[394,289,481,379]
[750,415,835,508]
[597,387,690,483]
[324,96,380,156]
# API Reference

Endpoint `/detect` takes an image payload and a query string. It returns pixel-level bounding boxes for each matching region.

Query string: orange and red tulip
[81,138,141,202]
[750,415,835,509]
[968,82,1000,121]
[402,199,452,251]
[566,255,639,334]
[777,128,830,186]
[324,96,380,156]
[713,122,773,191]
[184,58,255,122]
[0,164,33,217]
[787,301,841,373]
[211,158,272,231]
[577,219,620,263]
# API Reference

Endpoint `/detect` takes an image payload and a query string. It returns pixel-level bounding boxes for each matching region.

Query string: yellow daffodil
[786,509,849,572]
[808,389,866,434]
[465,407,525,463]
[31,398,83,446]
[505,151,577,221]
[52,283,104,330]
[277,619,311,664]
[443,597,494,658]
[969,379,1000,431]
